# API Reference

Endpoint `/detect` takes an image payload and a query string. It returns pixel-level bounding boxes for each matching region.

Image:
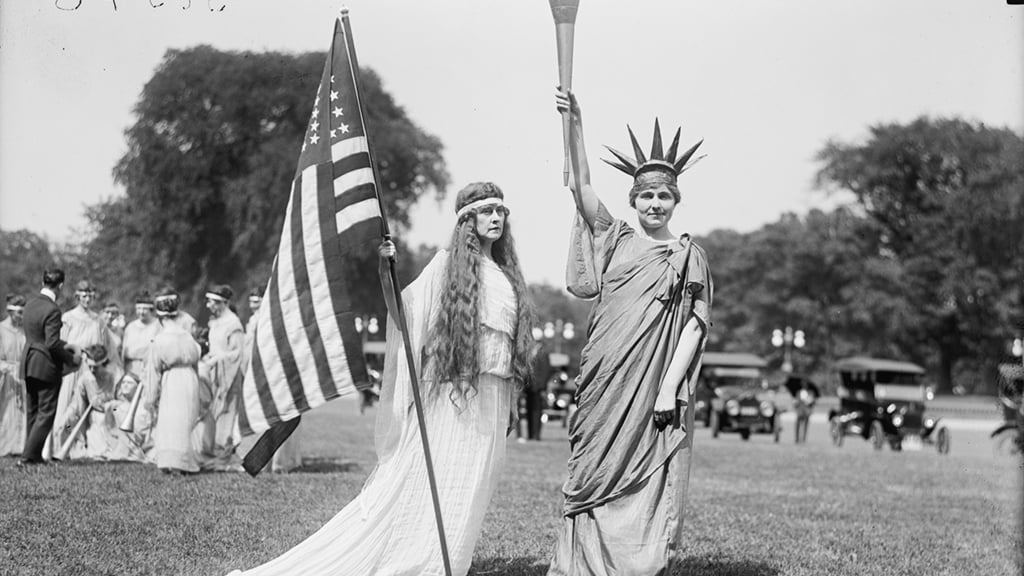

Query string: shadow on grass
[671,556,780,576]
[470,557,548,576]
[292,457,362,474]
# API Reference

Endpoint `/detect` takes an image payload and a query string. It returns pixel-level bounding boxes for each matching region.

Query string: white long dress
[229,251,518,576]
[196,309,245,471]
[147,322,203,472]
[0,318,26,455]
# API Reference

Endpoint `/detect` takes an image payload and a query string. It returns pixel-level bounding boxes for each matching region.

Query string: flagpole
[339,8,454,576]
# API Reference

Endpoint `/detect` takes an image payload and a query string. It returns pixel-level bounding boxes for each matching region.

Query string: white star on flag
[330,90,339,101]
[311,119,320,132]
[340,123,351,134]
[333,107,344,118]
[330,128,337,139]
[309,133,320,145]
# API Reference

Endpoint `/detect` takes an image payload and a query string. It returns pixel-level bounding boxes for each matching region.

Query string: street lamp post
[354,314,379,357]
[533,319,575,355]
[524,319,576,441]
[771,326,805,374]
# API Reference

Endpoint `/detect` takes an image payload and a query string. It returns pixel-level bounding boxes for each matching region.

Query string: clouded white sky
[1,1,1021,284]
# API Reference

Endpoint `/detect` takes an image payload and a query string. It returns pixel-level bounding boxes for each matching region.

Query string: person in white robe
[195,284,245,472]
[101,301,125,360]
[122,292,161,378]
[227,182,534,576]
[145,294,203,474]
[0,295,27,456]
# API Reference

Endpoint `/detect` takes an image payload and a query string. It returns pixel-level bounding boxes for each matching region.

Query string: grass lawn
[2,398,1019,576]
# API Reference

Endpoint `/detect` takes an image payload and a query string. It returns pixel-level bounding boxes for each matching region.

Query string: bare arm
[556,90,601,232]
[653,316,705,429]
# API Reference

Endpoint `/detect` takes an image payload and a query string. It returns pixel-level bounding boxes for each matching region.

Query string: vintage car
[828,356,949,454]
[541,366,577,428]
[698,352,781,441]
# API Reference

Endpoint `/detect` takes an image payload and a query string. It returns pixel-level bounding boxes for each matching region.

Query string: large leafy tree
[86,46,448,315]
[816,118,1024,392]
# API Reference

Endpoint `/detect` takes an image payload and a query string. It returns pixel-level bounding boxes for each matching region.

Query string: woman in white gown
[147,291,203,474]
[229,182,535,576]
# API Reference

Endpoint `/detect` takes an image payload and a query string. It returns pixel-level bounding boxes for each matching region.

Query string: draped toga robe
[549,202,712,576]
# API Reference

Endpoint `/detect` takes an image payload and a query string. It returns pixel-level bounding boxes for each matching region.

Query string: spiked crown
[603,119,705,180]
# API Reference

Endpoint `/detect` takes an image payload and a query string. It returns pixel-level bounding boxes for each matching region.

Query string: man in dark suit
[18,268,78,465]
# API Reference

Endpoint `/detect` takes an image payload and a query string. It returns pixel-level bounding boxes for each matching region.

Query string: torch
[550,0,580,186]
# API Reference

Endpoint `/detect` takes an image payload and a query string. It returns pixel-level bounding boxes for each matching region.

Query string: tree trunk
[936,344,955,395]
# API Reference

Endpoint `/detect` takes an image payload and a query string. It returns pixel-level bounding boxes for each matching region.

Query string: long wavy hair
[425,182,536,405]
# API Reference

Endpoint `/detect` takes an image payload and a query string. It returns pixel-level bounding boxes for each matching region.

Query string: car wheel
[830,419,844,448]
[869,420,885,451]
[740,429,751,441]
[710,411,720,439]
[936,427,950,455]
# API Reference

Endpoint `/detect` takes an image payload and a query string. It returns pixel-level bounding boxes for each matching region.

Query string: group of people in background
[0,270,298,475]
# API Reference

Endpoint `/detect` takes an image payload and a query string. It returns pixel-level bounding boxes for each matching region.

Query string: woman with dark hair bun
[228,182,535,576]
[145,288,203,474]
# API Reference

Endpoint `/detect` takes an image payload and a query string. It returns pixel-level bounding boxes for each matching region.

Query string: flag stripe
[334,166,375,202]
[335,198,381,236]
[332,150,371,177]
[331,135,368,161]
[336,182,378,213]
[318,160,370,386]
[301,164,349,400]
[266,248,308,413]
[255,255,300,423]
[247,324,280,432]
[315,161,356,394]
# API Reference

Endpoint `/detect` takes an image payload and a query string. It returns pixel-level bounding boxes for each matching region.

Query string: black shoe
[16,458,43,468]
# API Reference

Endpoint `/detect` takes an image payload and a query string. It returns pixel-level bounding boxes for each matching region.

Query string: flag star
[330,75,335,84]
[330,90,339,102]
[310,133,320,145]
[340,123,351,134]
[310,120,320,132]
[332,106,344,118]
[311,107,319,119]
[302,142,307,152]
[330,128,338,139]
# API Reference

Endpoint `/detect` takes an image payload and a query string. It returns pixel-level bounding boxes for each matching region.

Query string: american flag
[238,12,382,461]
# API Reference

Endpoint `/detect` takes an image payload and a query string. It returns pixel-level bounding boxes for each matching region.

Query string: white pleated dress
[229,251,518,576]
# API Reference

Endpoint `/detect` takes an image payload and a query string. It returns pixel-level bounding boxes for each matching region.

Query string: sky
[1,1,1021,285]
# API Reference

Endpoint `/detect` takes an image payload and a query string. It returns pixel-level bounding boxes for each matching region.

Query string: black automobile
[828,357,949,454]
[699,352,781,441]
[541,367,577,428]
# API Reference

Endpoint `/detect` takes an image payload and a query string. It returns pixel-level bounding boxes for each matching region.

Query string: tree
[816,118,1024,393]
[0,229,55,306]
[84,46,449,313]
[697,208,905,388]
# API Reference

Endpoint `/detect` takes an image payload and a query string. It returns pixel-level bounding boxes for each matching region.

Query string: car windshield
[706,367,766,392]
[875,384,925,402]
